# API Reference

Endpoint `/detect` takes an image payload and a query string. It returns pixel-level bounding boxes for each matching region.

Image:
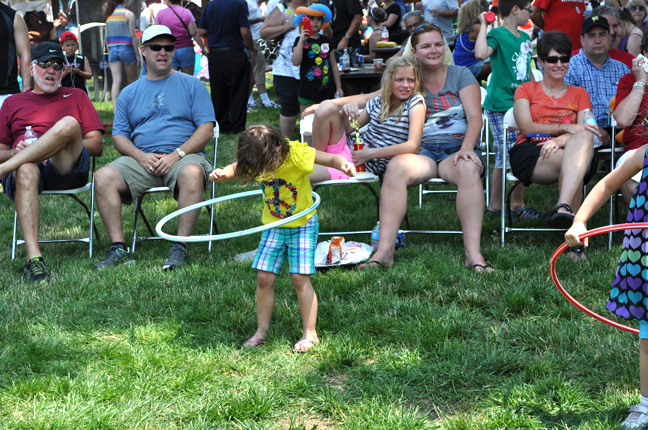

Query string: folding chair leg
[131,196,143,254]
[12,210,18,261]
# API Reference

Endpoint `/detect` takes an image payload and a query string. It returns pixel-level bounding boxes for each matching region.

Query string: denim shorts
[466,60,485,78]
[252,214,319,275]
[419,139,483,163]
[172,46,195,69]
[109,45,138,65]
[2,146,90,201]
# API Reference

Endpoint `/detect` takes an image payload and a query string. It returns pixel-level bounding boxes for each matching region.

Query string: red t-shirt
[0,88,103,149]
[533,0,585,50]
[609,48,635,70]
[514,81,592,145]
[615,73,648,153]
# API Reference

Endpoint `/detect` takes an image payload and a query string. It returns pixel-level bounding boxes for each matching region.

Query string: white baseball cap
[141,25,177,44]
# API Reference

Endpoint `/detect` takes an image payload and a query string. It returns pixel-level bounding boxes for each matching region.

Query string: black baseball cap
[582,15,610,35]
[32,42,65,62]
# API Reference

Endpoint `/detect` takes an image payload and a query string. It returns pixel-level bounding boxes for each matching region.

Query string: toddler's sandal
[621,404,648,429]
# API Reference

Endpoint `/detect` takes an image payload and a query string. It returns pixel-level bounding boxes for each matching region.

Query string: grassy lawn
[0,78,640,429]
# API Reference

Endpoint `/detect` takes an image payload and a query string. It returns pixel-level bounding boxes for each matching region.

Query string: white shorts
[616,149,642,183]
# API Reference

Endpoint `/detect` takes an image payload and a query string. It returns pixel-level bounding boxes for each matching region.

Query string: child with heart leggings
[566,143,648,429]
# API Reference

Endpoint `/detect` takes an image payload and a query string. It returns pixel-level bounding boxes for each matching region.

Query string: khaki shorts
[110,153,213,203]
[253,39,267,88]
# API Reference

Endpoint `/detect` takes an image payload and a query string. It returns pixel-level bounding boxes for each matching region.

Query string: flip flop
[293,338,319,353]
[243,337,266,348]
[546,203,575,229]
[357,260,388,270]
[470,263,495,273]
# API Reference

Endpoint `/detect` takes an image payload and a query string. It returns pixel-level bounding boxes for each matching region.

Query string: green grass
[0,79,640,429]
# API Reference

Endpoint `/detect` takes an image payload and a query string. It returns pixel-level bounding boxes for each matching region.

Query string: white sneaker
[263,100,280,109]
[621,404,648,429]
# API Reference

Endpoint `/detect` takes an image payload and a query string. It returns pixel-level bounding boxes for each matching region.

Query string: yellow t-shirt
[257,140,316,228]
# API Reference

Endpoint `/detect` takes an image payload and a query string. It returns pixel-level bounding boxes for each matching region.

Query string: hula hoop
[155,190,321,243]
[549,223,648,335]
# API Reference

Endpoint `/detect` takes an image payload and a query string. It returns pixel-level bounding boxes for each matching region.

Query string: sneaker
[94,245,134,270]
[162,243,187,271]
[262,100,280,109]
[247,104,257,113]
[24,256,49,283]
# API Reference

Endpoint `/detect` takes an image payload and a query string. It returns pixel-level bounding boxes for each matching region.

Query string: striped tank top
[106,6,132,47]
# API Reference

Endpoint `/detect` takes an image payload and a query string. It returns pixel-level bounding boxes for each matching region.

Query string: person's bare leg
[246,270,276,344]
[0,117,83,179]
[109,61,123,111]
[621,179,638,205]
[439,157,491,271]
[124,62,138,85]
[14,163,42,259]
[291,273,318,351]
[175,164,206,240]
[280,114,298,139]
[94,165,131,244]
[360,154,438,268]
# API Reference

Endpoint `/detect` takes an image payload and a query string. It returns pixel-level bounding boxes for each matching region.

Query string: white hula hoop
[155,189,321,243]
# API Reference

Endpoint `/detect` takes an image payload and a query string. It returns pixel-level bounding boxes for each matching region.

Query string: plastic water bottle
[381,27,389,41]
[341,48,350,72]
[371,221,380,249]
[585,2,592,16]
[583,109,602,148]
[24,126,37,145]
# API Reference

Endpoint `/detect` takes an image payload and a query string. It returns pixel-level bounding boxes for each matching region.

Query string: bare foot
[293,336,319,353]
[243,337,266,348]
[357,260,391,270]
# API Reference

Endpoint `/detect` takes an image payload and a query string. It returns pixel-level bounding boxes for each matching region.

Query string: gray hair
[592,4,620,19]
[403,10,423,22]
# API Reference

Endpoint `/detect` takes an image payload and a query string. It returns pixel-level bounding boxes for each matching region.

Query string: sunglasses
[145,44,175,52]
[631,6,646,11]
[33,61,64,71]
[543,55,570,64]
[412,23,442,36]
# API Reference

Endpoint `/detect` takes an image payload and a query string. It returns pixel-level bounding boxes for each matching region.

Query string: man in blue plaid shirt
[565,15,630,148]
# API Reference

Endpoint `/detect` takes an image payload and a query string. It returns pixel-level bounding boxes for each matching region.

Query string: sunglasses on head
[33,61,64,71]
[631,6,646,11]
[412,23,442,36]
[145,44,175,52]
[543,55,570,64]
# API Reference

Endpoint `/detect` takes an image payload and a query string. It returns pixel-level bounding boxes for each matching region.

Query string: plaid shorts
[486,110,517,170]
[252,213,319,275]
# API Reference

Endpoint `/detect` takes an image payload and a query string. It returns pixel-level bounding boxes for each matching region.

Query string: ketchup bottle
[302,16,312,34]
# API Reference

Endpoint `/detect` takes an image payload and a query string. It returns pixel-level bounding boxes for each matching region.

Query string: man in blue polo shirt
[199,0,255,135]
[565,15,630,148]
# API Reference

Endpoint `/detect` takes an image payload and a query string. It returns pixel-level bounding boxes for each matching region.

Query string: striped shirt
[106,6,132,47]
[350,93,425,175]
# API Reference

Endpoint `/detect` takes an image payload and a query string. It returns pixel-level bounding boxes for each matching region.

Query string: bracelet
[344,34,351,40]
[633,81,646,90]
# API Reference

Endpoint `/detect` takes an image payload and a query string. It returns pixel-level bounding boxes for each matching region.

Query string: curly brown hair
[235,124,290,184]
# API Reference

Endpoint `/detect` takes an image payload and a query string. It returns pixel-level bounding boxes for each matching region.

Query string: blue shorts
[418,140,484,169]
[2,146,90,201]
[252,214,319,275]
[466,60,485,78]
[172,46,195,69]
[109,45,137,65]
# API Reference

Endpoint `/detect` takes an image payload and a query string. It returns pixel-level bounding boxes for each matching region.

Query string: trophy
[349,117,366,173]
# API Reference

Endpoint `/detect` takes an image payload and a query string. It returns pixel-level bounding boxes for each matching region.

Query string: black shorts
[273,75,300,117]
[2,146,90,201]
[509,139,599,187]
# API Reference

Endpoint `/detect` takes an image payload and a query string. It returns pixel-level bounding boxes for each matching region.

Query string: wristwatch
[176,148,186,158]
[344,34,351,39]
[634,81,647,90]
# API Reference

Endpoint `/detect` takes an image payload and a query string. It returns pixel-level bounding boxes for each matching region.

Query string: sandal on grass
[510,206,546,221]
[485,209,501,217]
[357,260,389,270]
[243,337,266,348]
[564,245,586,261]
[621,404,648,429]
[470,263,495,273]
[546,203,575,229]
[293,338,318,353]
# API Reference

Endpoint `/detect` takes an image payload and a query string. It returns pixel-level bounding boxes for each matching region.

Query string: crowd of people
[8,0,648,419]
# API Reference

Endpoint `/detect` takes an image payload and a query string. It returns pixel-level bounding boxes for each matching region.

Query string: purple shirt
[157,5,195,49]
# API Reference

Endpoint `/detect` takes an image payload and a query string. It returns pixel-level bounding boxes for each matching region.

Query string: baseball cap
[141,25,176,44]
[32,42,65,63]
[60,31,77,44]
[582,15,610,35]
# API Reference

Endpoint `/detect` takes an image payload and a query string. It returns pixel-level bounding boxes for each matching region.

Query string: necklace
[541,81,566,106]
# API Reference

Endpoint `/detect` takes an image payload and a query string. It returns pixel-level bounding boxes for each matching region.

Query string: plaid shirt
[564,50,630,127]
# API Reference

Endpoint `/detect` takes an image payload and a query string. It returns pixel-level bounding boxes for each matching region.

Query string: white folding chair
[11,156,99,260]
[131,124,220,253]
[603,108,625,248]
[500,108,569,245]
[299,113,381,235]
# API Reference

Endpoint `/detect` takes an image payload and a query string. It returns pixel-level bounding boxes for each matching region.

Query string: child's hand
[565,222,588,248]
[478,11,487,25]
[352,147,373,165]
[340,161,356,177]
[342,102,361,120]
[301,28,312,39]
[209,168,227,182]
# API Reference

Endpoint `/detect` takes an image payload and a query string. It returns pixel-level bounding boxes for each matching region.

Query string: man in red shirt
[531,0,585,50]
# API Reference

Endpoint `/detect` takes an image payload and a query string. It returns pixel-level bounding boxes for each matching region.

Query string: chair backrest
[503,107,518,131]
[531,68,543,82]
[480,86,487,105]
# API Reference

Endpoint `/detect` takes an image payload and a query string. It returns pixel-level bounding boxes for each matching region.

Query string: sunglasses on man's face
[543,55,570,64]
[146,44,175,52]
[33,61,64,71]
